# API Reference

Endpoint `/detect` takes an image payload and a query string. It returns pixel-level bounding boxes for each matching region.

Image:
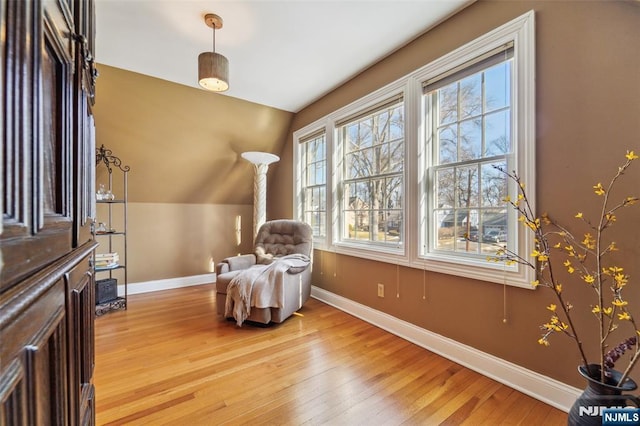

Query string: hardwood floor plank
[266,340,434,424]
[458,384,516,425]
[297,351,450,424]
[94,284,567,425]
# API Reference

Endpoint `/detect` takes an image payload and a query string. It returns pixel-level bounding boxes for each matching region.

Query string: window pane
[306,164,315,186]
[479,208,508,253]
[438,83,458,125]
[316,162,326,185]
[379,210,402,243]
[484,61,511,112]
[345,124,357,148]
[358,122,373,148]
[379,143,390,172]
[345,181,371,209]
[309,139,323,162]
[363,148,376,174]
[304,185,326,234]
[460,73,482,120]
[316,138,325,157]
[484,110,510,157]
[459,118,482,160]
[455,166,479,208]
[481,162,507,207]
[434,209,454,251]
[438,125,457,164]
[389,108,404,140]
[377,111,391,141]
[304,188,313,211]
[346,149,375,179]
[388,140,404,172]
[456,209,480,253]
[436,168,455,209]
[385,176,402,209]
[438,206,494,253]
[379,141,404,174]
[345,208,370,241]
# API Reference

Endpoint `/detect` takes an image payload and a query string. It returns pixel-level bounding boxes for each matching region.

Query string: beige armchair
[215,219,313,325]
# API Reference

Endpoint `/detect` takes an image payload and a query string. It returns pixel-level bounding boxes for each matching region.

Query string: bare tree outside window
[341,101,404,245]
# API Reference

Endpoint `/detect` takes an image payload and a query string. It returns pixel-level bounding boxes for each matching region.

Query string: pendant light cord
[212,25,216,54]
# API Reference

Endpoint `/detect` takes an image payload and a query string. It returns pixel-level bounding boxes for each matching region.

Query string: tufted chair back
[254,220,312,263]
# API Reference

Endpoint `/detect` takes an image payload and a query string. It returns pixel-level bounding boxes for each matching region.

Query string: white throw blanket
[224,254,310,326]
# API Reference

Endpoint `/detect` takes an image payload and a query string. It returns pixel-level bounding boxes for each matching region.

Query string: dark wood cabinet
[1,0,98,424]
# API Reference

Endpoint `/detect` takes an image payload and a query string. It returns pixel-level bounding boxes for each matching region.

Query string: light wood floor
[94,284,567,425]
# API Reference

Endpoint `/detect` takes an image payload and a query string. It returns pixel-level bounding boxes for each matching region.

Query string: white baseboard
[118,273,216,296]
[311,286,581,413]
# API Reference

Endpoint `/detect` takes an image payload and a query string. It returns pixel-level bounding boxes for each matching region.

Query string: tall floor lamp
[241,151,280,237]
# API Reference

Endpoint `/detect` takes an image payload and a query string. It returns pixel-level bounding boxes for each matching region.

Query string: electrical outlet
[377,283,385,298]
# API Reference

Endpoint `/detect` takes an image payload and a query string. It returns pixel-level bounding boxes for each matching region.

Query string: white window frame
[295,83,408,261]
[415,11,535,288]
[294,127,330,249]
[293,11,535,287]
[335,94,406,255]
[297,130,328,243]
[332,86,408,262]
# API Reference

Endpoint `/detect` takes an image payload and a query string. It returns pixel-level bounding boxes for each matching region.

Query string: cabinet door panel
[0,361,28,425]
[0,242,97,425]
[65,259,95,425]
[0,279,69,425]
[25,313,69,425]
[2,0,31,227]
[72,0,97,246]
[1,0,75,292]
[74,90,96,246]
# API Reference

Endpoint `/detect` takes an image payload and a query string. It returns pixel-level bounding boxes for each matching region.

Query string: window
[300,132,327,238]
[337,97,404,248]
[426,45,513,256]
[293,11,535,287]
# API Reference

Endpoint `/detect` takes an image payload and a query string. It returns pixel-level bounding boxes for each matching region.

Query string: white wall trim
[311,286,581,413]
[119,273,216,296]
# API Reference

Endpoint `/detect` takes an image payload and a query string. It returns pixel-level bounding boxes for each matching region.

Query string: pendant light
[198,13,229,92]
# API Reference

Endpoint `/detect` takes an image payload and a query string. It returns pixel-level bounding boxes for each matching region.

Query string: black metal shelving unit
[94,145,130,316]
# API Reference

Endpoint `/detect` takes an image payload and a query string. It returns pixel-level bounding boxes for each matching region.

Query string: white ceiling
[95,0,473,112]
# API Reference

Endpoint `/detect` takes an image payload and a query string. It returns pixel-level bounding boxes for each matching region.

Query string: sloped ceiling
[95,0,474,113]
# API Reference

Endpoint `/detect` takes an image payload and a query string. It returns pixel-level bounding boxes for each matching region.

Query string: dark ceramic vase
[567,364,640,426]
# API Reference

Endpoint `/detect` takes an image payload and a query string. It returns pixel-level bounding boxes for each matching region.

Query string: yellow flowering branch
[492,150,639,385]
[491,167,591,372]
[592,152,637,383]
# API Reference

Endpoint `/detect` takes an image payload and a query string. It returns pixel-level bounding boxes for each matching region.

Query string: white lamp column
[241,151,280,237]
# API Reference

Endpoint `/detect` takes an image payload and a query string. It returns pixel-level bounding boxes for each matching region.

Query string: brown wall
[270,0,640,388]
[93,65,292,281]
[94,202,254,283]
[94,65,292,205]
